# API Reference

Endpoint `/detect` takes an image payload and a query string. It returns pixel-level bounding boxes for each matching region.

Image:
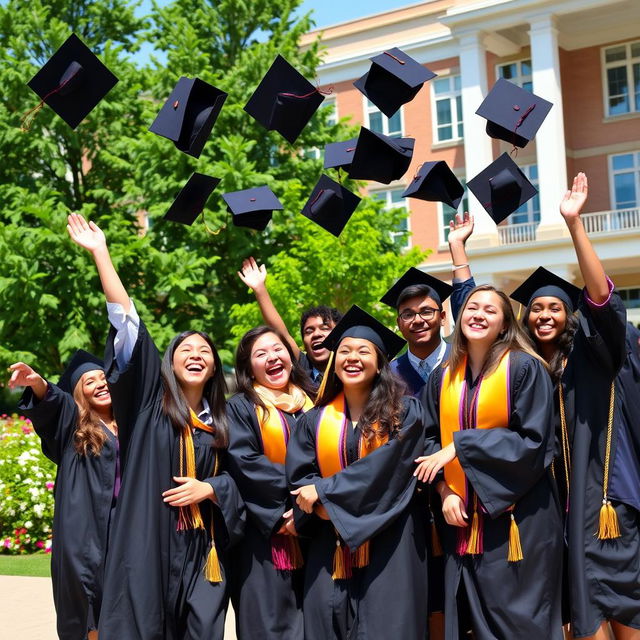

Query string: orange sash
[439,352,510,502]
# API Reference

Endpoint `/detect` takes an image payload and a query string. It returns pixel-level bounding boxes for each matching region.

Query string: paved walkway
[0,575,237,639]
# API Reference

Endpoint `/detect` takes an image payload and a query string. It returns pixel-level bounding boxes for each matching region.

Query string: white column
[458,31,500,247]
[529,16,569,238]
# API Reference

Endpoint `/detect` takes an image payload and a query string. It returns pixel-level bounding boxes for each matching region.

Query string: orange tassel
[332,539,352,580]
[288,536,304,570]
[465,510,482,555]
[353,541,370,569]
[597,499,621,540]
[508,513,524,563]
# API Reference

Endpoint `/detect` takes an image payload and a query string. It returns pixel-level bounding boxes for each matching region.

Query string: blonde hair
[447,284,547,379]
[72,375,109,456]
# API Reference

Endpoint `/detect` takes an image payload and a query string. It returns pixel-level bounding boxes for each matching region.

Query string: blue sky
[297,0,415,29]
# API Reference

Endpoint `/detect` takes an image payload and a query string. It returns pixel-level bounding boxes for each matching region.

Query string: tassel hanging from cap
[315,350,335,404]
[332,537,352,580]
[597,383,621,540]
[507,512,524,563]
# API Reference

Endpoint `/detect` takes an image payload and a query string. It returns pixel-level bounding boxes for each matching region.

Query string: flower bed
[0,414,55,554]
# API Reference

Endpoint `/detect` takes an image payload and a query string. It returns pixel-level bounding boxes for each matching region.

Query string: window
[373,188,410,250]
[619,287,640,309]
[432,75,463,143]
[439,178,468,245]
[324,96,338,127]
[603,41,640,117]
[610,151,640,209]
[508,164,540,225]
[497,59,532,91]
[365,99,402,137]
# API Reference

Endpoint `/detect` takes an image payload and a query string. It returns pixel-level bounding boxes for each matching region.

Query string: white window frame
[495,58,533,91]
[363,96,404,138]
[372,187,411,250]
[506,163,540,225]
[437,175,467,246]
[602,40,640,118]
[608,151,640,210]
[430,74,463,144]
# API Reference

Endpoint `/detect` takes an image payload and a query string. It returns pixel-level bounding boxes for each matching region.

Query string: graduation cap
[380,267,453,310]
[354,48,436,118]
[222,186,283,231]
[323,137,359,172]
[402,161,464,209]
[510,267,581,312]
[164,173,220,226]
[23,33,118,131]
[244,54,325,144]
[466,152,537,223]
[321,305,406,361]
[300,174,361,237]
[58,350,104,394]
[149,77,227,158]
[475,78,553,149]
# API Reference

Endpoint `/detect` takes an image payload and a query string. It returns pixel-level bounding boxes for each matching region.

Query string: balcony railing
[498,208,640,245]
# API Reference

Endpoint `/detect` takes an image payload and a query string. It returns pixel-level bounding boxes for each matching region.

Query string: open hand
[414,443,456,483]
[67,213,107,253]
[448,212,474,245]
[291,484,319,514]
[8,362,44,390]
[162,477,214,507]
[237,257,267,291]
[560,173,588,221]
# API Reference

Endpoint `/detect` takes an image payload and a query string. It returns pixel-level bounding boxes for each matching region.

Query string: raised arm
[448,212,476,321]
[560,173,609,304]
[67,213,130,311]
[238,257,300,358]
[8,362,48,401]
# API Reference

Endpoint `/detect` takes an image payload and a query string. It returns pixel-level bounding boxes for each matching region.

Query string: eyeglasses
[398,307,440,322]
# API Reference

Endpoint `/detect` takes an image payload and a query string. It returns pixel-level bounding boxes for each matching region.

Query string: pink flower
[3,539,11,548]
[36,541,44,549]
[45,482,55,490]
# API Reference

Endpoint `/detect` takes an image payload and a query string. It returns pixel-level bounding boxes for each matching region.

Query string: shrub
[0,414,55,554]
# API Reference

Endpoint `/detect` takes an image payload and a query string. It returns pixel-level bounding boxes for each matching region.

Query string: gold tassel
[204,541,223,582]
[508,513,524,563]
[332,539,351,580]
[431,518,443,557]
[597,499,620,540]
[288,536,304,570]
[465,510,481,555]
[177,425,204,530]
[315,350,335,404]
[353,540,370,569]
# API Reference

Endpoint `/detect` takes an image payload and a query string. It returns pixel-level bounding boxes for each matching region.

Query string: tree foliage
[0,0,428,391]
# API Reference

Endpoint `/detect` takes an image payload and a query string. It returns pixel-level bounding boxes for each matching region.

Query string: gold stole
[439,351,523,562]
[315,392,388,579]
[176,410,222,582]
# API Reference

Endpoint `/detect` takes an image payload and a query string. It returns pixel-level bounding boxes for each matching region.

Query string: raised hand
[448,211,474,246]
[8,362,48,400]
[67,213,106,254]
[560,172,588,221]
[237,256,267,292]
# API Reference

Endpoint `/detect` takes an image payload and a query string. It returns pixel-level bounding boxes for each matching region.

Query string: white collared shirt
[407,339,447,381]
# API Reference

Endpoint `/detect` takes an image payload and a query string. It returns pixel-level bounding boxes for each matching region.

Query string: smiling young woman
[66,213,245,640]
[225,325,316,640]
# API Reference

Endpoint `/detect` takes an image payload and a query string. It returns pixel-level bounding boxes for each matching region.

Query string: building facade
[301,0,640,324]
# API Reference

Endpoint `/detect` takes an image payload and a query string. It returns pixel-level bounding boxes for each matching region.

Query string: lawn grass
[0,553,51,577]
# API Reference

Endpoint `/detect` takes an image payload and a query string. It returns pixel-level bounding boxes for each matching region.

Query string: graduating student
[380,267,453,396]
[10,353,118,640]
[226,325,316,640]
[66,214,245,640]
[237,256,342,386]
[416,285,563,640]
[286,306,428,640]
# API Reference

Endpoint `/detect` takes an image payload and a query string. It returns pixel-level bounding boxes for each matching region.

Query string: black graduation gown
[421,351,563,640]
[19,384,118,640]
[99,320,245,640]
[226,393,305,640]
[286,396,428,640]
[560,294,640,636]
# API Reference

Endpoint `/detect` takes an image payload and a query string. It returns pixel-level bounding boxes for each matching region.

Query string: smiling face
[250,331,293,390]
[461,290,507,346]
[334,336,379,390]
[301,315,336,367]
[396,294,445,349]
[172,333,215,391]
[79,369,111,411]
[527,296,567,345]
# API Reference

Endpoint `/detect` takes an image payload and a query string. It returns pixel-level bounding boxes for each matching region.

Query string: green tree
[0,0,428,385]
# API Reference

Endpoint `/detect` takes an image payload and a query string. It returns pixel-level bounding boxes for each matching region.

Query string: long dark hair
[234,325,316,412]
[161,331,228,448]
[316,343,406,443]
[522,301,578,384]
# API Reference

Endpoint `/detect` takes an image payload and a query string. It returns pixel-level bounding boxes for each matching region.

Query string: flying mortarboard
[510,267,581,312]
[244,55,326,144]
[300,174,361,237]
[58,350,105,394]
[475,78,553,149]
[149,77,227,158]
[402,161,464,209]
[164,173,221,227]
[354,48,437,118]
[321,305,406,361]
[323,137,359,172]
[380,267,453,310]
[222,186,283,231]
[466,152,537,224]
[23,33,118,131]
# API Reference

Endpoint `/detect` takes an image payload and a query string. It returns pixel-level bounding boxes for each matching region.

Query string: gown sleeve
[453,353,555,518]
[226,395,288,538]
[450,276,476,322]
[296,397,425,550]
[18,383,77,465]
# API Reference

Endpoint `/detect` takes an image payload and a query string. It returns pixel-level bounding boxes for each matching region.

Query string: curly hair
[72,376,109,456]
[299,306,342,338]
